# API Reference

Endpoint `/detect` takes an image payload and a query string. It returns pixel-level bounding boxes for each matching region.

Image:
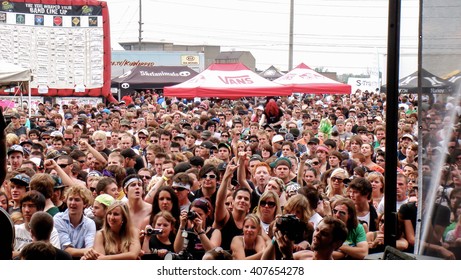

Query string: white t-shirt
[357,212,371,228]
[14,223,61,252]
[377,197,409,215]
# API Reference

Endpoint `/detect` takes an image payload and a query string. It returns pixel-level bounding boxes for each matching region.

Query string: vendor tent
[0,63,31,83]
[111,65,199,90]
[447,71,461,90]
[259,65,285,81]
[164,63,292,99]
[273,63,351,94]
[398,69,453,94]
[0,62,32,115]
[382,69,454,94]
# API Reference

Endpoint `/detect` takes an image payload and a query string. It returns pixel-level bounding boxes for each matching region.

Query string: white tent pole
[28,79,31,118]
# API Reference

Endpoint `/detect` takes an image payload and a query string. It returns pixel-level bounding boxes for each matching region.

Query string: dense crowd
[1,89,460,260]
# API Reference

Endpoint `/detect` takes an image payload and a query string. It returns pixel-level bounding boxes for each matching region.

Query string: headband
[172,182,191,190]
[124,178,142,188]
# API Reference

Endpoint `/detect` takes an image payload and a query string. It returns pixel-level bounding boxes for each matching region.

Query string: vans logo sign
[218,75,254,84]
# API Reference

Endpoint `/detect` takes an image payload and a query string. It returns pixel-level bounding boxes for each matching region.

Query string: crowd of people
[0,88,460,260]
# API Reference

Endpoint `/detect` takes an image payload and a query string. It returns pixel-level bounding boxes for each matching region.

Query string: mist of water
[416,86,461,255]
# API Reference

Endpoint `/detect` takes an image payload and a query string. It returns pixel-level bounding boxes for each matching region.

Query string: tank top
[220,214,243,251]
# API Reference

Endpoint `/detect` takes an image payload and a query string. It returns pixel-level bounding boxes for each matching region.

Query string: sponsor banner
[181,55,200,65]
[1,2,102,16]
[55,97,103,107]
[347,77,381,94]
[112,51,205,78]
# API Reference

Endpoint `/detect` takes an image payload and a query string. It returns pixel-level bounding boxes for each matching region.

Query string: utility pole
[138,0,143,50]
[288,0,294,71]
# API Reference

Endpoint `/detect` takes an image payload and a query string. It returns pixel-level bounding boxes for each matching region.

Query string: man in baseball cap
[272,135,284,157]
[270,157,294,184]
[217,142,232,163]
[9,174,31,213]
[8,145,24,171]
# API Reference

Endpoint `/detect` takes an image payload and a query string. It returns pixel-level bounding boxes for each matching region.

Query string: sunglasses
[65,138,73,141]
[139,137,147,140]
[311,161,320,165]
[172,187,187,192]
[260,201,276,208]
[201,174,217,179]
[333,209,347,216]
[140,175,152,180]
[58,163,70,168]
[249,140,257,143]
[330,177,343,182]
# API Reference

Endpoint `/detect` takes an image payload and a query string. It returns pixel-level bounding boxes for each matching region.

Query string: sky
[104,0,419,76]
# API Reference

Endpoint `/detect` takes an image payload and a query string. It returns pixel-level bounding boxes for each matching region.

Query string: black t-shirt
[265,110,283,125]
[185,228,216,260]
[220,213,243,251]
[57,202,67,213]
[101,148,112,156]
[143,235,174,260]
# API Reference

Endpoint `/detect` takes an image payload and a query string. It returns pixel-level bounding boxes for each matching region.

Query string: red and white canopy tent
[163,63,292,99]
[273,63,351,94]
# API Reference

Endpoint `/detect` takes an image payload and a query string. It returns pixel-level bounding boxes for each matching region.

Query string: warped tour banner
[0,0,111,99]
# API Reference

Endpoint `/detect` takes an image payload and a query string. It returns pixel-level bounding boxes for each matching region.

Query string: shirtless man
[123,175,151,229]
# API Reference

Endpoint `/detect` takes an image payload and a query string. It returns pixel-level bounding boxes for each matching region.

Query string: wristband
[197,230,206,235]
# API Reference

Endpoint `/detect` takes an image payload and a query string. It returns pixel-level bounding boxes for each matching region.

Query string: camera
[276,214,305,241]
[187,210,199,221]
[146,228,163,236]
[164,250,193,260]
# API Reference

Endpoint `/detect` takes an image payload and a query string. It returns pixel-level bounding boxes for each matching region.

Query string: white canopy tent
[0,62,32,116]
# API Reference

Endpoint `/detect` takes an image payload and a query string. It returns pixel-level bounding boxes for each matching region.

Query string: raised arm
[81,140,107,166]
[174,211,188,253]
[236,151,252,193]
[44,159,83,187]
[297,153,309,186]
[215,161,238,228]
[144,167,174,204]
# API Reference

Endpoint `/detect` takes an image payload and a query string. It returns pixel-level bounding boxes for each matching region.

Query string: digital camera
[275,214,304,241]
